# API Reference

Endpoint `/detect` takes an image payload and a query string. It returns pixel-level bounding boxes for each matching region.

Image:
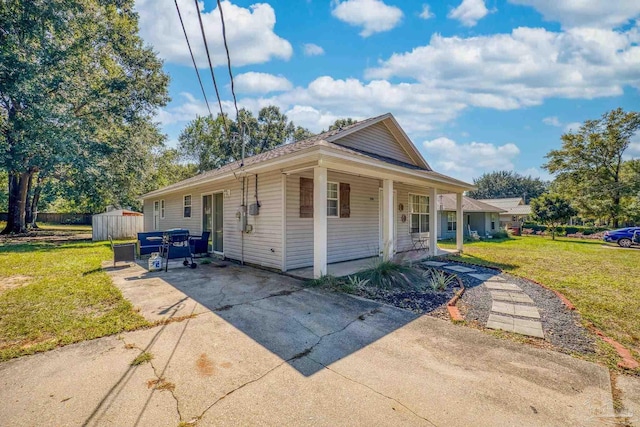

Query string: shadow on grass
[0,241,111,254]
[445,254,518,271]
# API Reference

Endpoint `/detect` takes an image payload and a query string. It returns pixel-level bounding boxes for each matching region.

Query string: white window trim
[327,181,339,218]
[408,193,430,234]
[183,194,192,218]
[160,199,165,219]
[447,211,457,231]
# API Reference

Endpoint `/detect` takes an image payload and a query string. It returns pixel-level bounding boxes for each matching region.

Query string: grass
[0,221,92,232]
[131,351,154,366]
[0,240,149,361]
[440,235,640,363]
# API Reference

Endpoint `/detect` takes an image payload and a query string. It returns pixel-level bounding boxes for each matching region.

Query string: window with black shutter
[300,177,313,218]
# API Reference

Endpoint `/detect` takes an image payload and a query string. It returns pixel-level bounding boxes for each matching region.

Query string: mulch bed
[350,268,461,320]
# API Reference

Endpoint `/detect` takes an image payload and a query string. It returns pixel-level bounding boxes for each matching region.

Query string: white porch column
[429,187,438,256]
[313,166,328,278]
[456,192,464,252]
[382,179,394,260]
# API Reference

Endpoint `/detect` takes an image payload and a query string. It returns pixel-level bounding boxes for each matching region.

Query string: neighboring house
[478,197,532,229]
[436,195,505,239]
[141,113,473,278]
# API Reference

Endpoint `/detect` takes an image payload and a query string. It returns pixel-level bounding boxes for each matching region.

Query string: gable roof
[439,195,506,213]
[477,198,524,209]
[141,113,471,199]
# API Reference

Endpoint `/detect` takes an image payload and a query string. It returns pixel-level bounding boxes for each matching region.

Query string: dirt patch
[196,353,215,376]
[0,231,91,244]
[0,275,33,293]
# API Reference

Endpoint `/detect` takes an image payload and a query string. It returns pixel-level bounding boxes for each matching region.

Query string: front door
[202,195,212,251]
[212,193,223,253]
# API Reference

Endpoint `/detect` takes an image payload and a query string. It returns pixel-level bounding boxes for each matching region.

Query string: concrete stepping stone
[484,281,522,291]
[487,314,544,338]
[490,291,534,304]
[491,301,540,319]
[422,261,449,267]
[469,273,501,281]
[444,265,476,273]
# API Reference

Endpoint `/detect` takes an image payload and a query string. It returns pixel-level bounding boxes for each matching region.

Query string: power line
[216,0,239,123]
[193,0,231,138]
[173,0,212,118]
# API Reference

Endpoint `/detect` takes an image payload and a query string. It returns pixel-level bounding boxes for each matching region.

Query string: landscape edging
[446,275,465,322]
[444,256,639,370]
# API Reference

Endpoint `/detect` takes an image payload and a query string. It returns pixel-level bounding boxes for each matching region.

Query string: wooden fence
[92,215,144,241]
[0,212,93,224]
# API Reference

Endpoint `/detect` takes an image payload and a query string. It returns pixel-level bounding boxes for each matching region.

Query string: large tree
[328,118,357,131]
[544,108,640,227]
[0,0,169,233]
[467,170,547,203]
[178,106,311,173]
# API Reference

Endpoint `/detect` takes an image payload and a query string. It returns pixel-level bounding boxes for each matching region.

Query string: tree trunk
[29,180,42,229]
[1,171,32,234]
[25,173,34,226]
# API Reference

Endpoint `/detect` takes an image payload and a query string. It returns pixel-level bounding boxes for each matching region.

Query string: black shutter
[340,183,350,218]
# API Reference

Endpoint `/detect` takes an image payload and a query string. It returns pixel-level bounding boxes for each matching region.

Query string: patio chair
[467,225,480,240]
[109,236,136,267]
[411,232,428,251]
[189,231,211,257]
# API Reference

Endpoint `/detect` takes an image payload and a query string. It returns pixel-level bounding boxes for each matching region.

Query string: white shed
[92,209,144,241]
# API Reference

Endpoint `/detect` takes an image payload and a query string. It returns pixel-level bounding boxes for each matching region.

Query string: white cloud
[509,0,640,29]
[366,26,640,110]
[542,116,561,127]
[422,137,520,181]
[626,134,640,158]
[521,167,552,181]
[234,72,293,94]
[155,92,211,126]
[331,0,404,37]
[135,0,292,68]
[303,43,325,56]
[448,0,490,27]
[564,122,582,132]
[419,4,434,20]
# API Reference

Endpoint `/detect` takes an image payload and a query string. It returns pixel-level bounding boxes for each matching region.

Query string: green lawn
[0,240,149,361]
[440,236,640,360]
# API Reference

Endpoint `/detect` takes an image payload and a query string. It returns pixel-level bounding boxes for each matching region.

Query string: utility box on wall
[249,203,260,216]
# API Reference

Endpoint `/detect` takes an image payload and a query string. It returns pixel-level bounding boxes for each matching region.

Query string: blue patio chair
[189,231,210,257]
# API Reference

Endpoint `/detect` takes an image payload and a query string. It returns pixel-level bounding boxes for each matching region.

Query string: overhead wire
[173,0,212,118]
[192,0,231,139]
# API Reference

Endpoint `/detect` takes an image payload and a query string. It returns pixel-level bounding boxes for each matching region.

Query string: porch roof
[142,113,474,199]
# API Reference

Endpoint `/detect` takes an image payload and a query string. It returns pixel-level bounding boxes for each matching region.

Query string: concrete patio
[0,260,623,426]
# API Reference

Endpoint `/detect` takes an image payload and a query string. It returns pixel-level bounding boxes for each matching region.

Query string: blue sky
[134,0,640,183]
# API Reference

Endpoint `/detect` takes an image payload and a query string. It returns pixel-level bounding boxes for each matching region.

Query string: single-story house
[478,197,532,230]
[436,195,505,239]
[141,113,474,278]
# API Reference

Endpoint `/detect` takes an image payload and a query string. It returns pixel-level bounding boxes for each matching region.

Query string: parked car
[603,227,640,248]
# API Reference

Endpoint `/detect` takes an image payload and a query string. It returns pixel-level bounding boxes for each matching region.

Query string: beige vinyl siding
[394,182,435,252]
[286,171,380,270]
[333,122,415,166]
[224,171,283,270]
[141,171,283,270]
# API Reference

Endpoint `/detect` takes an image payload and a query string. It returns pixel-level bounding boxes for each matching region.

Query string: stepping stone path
[421,261,545,339]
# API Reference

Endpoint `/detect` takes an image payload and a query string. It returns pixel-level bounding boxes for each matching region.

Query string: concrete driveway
[0,260,619,426]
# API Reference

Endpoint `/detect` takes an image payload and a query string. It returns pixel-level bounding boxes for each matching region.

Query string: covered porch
[283,155,469,279]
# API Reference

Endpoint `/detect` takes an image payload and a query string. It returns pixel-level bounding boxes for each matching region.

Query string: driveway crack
[307,355,438,426]
[212,287,303,312]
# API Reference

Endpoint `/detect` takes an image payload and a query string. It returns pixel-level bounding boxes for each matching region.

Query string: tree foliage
[178,106,312,173]
[530,194,577,240]
[544,108,640,227]
[328,118,357,131]
[0,0,169,232]
[467,170,547,203]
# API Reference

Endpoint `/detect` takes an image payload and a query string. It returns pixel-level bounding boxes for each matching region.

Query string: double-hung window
[327,182,339,217]
[409,194,429,233]
[183,195,192,218]
[447,212,456,231]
